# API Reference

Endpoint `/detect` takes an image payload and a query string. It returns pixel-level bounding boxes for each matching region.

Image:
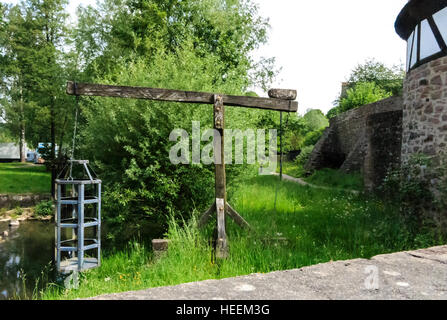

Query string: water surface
[0,221,56,299]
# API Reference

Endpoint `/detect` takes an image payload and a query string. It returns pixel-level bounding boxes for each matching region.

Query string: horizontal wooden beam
[66,81,298,112]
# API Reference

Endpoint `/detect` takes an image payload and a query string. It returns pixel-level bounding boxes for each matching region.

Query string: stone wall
[0,193,51,208]
[401,56,447,226]
[364,110,403,191]
[305,96,403,177]
[402,57,447,167]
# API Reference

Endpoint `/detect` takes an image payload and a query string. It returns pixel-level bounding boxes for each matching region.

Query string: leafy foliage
[78,41,274,241]
[1,0,277,241]
[35,200,54,217]
[280,109,328,154]
[295,145,314,166]
[381,153,447,231]
[302,109,328,132]
[347,59,405,96]
[327,59,404,118]
[339,82,392,114]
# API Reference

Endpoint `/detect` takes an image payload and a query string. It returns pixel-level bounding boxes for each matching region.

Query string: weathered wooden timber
[66,81,297,112]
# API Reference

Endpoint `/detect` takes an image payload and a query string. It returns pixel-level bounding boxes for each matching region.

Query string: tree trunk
[51,96,56,198]
[19,86,25,163]
[58,113,67,158]
[19,124,25,163]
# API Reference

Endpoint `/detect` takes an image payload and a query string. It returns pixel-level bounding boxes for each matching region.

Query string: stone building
[395,0,447,168]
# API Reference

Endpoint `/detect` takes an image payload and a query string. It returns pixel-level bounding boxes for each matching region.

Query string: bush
[295,145,314,166]
[302,128,325,147]
[35,200,54,217]
[79,48,270,244]
[13,206,23,216]
[380,153,447,230]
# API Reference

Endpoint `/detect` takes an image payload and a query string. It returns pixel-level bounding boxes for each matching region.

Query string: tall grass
[304,168,363,191]
[40,175,445,300]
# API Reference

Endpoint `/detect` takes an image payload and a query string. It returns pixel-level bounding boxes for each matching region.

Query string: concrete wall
[305,96,403,178]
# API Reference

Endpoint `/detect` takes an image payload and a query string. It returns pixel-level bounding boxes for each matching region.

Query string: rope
[69,82,80,180]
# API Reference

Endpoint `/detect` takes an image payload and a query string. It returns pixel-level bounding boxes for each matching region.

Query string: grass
[40,174,446,300]
[278,161,363,191]
[279,160,306,178]
[0,162,50,194]
[304,168,363,191]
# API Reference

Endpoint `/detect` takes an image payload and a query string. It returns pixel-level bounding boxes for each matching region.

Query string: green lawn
[40,174,445,300]
[0,162,50,194]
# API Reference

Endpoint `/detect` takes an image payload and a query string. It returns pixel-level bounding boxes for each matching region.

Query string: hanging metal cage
[55,160,101,274]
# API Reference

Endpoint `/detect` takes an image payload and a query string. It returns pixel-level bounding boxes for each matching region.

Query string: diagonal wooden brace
[198,200,251,230]
[225,202,251,230]
[198,202,216,228]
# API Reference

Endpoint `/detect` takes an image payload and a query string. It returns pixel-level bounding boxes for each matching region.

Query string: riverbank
[0,207,52,223]
[0,208,52,245]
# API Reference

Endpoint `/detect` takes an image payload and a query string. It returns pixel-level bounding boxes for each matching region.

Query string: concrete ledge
[88,245,447,300]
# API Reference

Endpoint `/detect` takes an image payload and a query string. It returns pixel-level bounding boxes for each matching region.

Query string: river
[0,220,57,299]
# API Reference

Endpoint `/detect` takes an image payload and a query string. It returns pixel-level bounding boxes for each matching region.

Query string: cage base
[59,257,99,274]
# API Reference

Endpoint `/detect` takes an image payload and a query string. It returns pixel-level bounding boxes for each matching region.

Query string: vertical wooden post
[280,111,283,181]
[214,94,228,259]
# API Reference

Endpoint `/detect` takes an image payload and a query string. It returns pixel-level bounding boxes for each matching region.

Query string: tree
[327,59,404,118]
[0,4,37,162]
[71,0,277,240]
[339,82,392,113]
[279,109,328,153]
[0,1,74,196]
[302,109,329,132]
[347,58,405,96]
[74,0,273,88]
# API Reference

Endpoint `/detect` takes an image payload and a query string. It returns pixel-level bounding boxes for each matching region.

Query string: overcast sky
[4,0,408,114]
[251,0,408,114]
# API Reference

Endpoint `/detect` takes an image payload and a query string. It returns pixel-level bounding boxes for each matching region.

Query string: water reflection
[0,221,56,299]
[0,219,163,299]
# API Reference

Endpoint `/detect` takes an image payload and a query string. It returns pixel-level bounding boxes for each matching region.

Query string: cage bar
[55,160,101,274]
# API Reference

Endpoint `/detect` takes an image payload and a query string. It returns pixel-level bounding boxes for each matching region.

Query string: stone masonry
[401,56,447,226]
[363,110,403,191]
[305,96,403,183]
[402,57,447,167]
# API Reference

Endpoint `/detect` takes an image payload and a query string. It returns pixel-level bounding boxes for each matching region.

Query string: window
[433,7,447,44]
[407,31,414,71]
[410,25,419,69]
[420,19,441,60]
[406,7,447,71]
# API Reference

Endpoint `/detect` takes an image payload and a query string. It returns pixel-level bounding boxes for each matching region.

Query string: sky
[250,0,408,114]
[3,0,408,115]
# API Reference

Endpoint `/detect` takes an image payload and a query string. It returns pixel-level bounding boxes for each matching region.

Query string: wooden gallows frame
[66,82,298,258]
